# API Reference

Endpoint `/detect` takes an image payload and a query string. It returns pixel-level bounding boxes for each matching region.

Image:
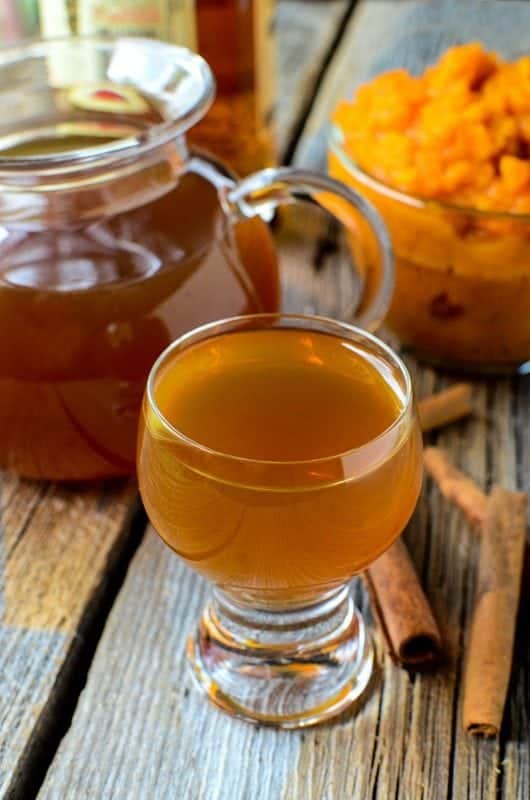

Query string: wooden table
[2,2,529,798]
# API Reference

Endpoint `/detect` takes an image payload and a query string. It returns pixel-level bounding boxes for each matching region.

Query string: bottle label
[254,0,276,129]
[37,0,197,46]
[79,0,167,35]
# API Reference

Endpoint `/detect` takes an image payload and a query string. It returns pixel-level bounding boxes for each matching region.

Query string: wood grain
[0,474,137,799]
[40,532,305,800]
[33,1,530,798]
[276,0,349,157]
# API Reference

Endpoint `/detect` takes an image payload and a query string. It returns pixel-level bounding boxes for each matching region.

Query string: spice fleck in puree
[330,44,530,368]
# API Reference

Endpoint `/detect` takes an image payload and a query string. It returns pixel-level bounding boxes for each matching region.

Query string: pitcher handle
[225,166,394,331]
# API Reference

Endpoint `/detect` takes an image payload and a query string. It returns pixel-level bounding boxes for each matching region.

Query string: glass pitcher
[0,37,393,481]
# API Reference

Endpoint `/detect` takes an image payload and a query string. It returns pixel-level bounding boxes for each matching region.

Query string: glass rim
[145,312,414,469]
[329,122,530,222]
[0,36,215,176]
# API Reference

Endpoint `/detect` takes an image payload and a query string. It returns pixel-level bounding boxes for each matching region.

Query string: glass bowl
[329,129,530,374]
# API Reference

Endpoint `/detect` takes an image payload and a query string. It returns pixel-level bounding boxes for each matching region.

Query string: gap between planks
[280,0,358,164]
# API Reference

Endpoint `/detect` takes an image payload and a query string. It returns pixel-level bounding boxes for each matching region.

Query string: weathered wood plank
[38,1,530,798]
[39,532,305,800]
[0,474,137,799]
[276,0,349,157]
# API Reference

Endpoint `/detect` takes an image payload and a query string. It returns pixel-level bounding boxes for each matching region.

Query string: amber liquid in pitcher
[139,328,422,602]
[0,96,279,481]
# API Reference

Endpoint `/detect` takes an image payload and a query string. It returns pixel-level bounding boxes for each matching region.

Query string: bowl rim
[329,123,530,222]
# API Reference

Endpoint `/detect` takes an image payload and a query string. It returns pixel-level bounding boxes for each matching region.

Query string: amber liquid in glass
[0,98,279,480]
[139,328,422,603]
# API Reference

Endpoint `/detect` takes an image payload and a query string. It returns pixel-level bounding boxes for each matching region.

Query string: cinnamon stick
[361,384,473,668]
[463,487,527,736]
[418,383,473,432]
[423,446,488,528]
[365,538,442,668]
[423,446,530,591]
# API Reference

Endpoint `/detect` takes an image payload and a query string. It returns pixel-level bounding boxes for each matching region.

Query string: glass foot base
[187,585,374,729]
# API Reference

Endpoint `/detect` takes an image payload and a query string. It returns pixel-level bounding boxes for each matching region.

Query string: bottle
[193,1,276,175]
[25,0,276,174]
